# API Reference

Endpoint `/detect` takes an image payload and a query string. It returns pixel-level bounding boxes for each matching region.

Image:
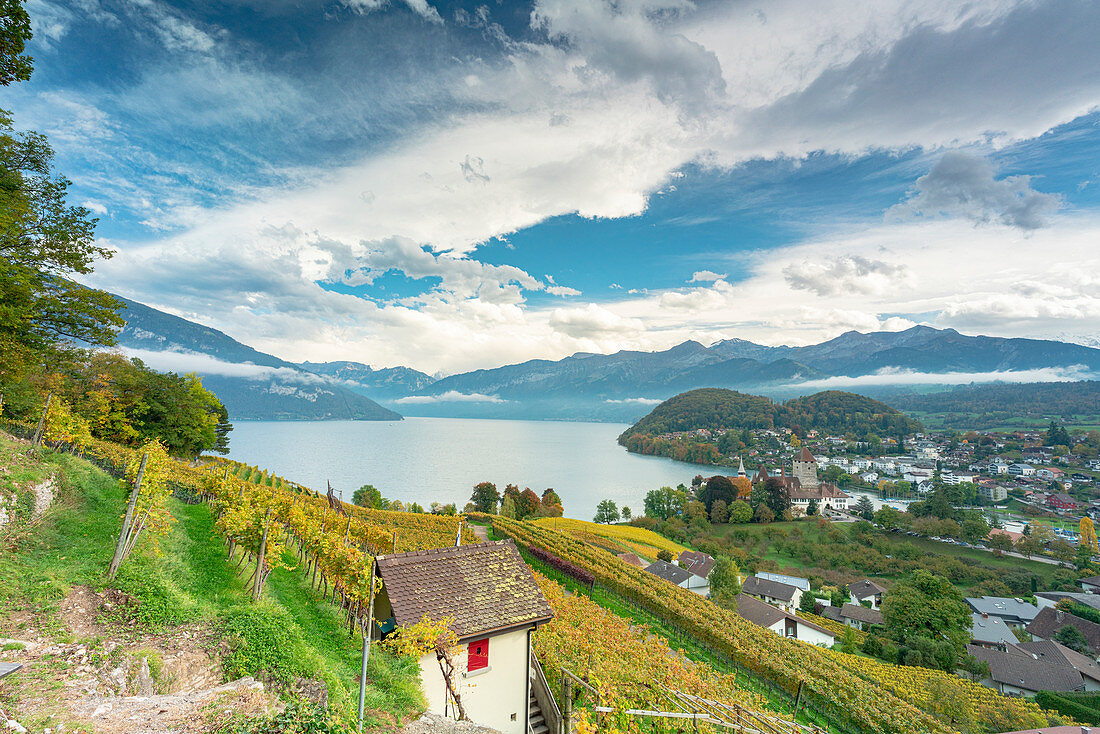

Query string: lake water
[225,417,703,520]
[225,417,902,521]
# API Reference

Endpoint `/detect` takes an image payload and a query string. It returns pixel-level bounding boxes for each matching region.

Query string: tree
[540,488,564,517]
[806,499,818,516]
[882,570,972,658]
[710,499,728,524]
[644,486,681,520]
[763,477,790,518]
[754,503,775,524]
[1015,535,1038,559]
[1030,523,1056,549]
[799,591,818,613]
[0,0,33,85]
[1053,624,1090,654]
[1051,538,1076,565]
[469,482,500,514]
[518,488,540,519]
[1081,517,1099,556]
[657,549,673,562]
[960,513,989,543]
[351,484,383,509]
[708,557,741,608]
[0,111,123,376]
[620,505,631,520]
[1044,421,1073,449]
[700,475,737,514]
[854,495,875,521]
[728,499,752,523]
[499,494,517,519]
[988,532,1013,555]
[730,476,752,499]
[594,499,620,524]
[108,439,173,577]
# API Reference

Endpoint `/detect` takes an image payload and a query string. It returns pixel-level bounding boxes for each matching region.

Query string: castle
[750,447,850,515]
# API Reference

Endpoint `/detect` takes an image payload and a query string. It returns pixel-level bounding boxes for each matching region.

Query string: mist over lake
[224,417,706,520]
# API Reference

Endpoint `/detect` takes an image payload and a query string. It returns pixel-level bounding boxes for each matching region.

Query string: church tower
[737,456,746,477]
[792,446,819,489]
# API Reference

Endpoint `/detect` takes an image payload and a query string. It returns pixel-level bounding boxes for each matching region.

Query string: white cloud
[888,152,1061,229]
[788,365,1096,390]
[395,391,506,404]
[342,0,443,23]
[690,270,726,283]
[783,256,909,297]
[119,347,324,382]
[82,200,109,216]
[604,397,663,405]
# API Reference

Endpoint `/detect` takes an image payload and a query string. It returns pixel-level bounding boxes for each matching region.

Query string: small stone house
[372,540,554,734]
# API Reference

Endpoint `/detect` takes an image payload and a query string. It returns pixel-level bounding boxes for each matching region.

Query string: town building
[372,540,554,734]
[970,613,1018,649]
[733,594,835,646]
[978,484,1008,503]
[966,644,1085,697]
[741,575,803,612]
[965,596,1040,628]
[644,559,709,595]
[847,579,886,609]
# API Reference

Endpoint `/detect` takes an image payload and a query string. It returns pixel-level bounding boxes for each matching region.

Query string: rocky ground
[0,586,279,734]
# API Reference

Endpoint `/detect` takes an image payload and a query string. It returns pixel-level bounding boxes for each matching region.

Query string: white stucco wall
[418,627,531,734]
[764,619,834,647]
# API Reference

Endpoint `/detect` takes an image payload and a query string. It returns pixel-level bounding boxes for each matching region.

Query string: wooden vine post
[109,453,148,579]
[357,559,376,733]
[252,507,273,600]
[31,393,53,447]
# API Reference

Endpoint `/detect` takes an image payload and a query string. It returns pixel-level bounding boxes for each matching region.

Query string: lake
[225,417,901,520]
[225,417,703,520]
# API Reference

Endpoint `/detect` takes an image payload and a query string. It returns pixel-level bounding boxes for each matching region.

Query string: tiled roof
[375,540,552,640]
[1036,591,1100,611]
[966,644,1083,693]
[1079,575,1100,587]
[1017,640,1100,685]
[734,594,834,638]
[742,575,799,603]
[755,571,810,591]
[841,604,883,625]
[1027,607,1100,652]
[678,550,715,579]
[847,579,886,599]
[644,559,693,586]
[797,447,815,462]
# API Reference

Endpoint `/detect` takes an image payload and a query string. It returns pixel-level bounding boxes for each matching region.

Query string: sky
[9,0,1100,375]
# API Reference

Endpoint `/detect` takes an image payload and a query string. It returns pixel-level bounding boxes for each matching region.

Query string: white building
[373,540,555,734]
[734,594,835,647]
[645,559,709,596]
[741,575,803,612]
[1008,463,1036,477]
[979,485,1008,503]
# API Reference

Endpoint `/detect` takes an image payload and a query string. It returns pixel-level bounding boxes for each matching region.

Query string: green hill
[619,388,920,445]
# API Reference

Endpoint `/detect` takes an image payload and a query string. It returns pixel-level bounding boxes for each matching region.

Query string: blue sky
[10,0,1100,373]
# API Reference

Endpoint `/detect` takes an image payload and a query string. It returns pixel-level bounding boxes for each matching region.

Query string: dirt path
[469,523,489,542]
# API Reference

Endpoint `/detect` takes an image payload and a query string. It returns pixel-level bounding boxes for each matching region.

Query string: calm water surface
[226,418,702,520]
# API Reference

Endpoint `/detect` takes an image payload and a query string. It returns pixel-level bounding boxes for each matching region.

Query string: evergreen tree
[854,495,875,521]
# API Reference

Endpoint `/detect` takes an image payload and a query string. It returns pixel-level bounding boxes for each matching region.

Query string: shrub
[221,603,313,683]
[107,562,193,629]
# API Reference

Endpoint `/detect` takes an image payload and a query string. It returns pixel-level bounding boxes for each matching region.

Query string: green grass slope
[0,432,421,731]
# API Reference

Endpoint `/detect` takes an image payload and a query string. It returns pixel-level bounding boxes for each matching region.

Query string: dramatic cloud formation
[889,152,1061,229]
[18,0,1100,371]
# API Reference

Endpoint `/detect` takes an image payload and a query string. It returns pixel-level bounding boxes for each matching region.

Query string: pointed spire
[737,456,746,477]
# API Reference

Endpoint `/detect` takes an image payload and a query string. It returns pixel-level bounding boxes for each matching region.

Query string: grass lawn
[0,436,422,730]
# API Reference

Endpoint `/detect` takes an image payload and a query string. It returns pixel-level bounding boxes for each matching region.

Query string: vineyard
[492,516,1068,734]
[532,516,688,561]
[533,573,804,733]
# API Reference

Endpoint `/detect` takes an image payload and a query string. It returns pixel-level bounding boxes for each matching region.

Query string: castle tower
[792,446,819,489]
[737,456,747,477]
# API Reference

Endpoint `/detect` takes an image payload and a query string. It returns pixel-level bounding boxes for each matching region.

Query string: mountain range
[108,295,1100,422]
[114,297,401,421]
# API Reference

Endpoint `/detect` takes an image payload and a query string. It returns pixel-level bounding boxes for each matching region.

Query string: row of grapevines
[533,572,790,733]
[492,517,1058,734]
[795,611,866,644]
[823,648,1055,734]
[532,517,687,558]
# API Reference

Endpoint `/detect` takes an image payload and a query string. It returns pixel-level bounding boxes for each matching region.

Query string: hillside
[114,296,401,421]
[879,380,1100,430]
[0,431,424,731]
[619,388,921,443]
